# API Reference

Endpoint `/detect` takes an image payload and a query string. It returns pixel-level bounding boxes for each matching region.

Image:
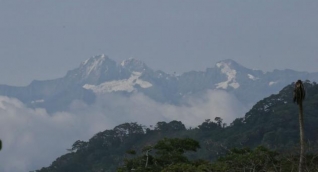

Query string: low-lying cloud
[0,90,247,172]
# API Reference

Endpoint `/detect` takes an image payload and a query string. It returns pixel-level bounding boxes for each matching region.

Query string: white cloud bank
[0,90,247,172]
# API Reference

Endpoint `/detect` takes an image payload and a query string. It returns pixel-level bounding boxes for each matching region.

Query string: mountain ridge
[0,54,317,113]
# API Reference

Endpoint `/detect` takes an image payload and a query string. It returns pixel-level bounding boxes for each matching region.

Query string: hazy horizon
[0,0,317,86]
[1,54,317,87]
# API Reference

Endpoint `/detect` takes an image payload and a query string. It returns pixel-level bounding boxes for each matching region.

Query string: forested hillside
[36,81,318,172]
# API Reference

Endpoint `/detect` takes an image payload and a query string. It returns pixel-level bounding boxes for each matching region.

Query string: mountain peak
[120,58,150,72]
[79,54,114,77]
[216,59,240,68]
[62,54,119,84]
[215,59,241,89]
[120,58,144,67]
[81,54,108,66]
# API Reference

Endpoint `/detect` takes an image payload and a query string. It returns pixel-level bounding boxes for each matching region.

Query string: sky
[0,0,317,86]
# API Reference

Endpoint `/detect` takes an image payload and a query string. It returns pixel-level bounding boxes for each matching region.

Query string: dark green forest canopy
[119,140,318,172]
[36,81,318,172]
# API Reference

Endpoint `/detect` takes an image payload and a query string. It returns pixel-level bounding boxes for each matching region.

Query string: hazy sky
[0,0,317,86]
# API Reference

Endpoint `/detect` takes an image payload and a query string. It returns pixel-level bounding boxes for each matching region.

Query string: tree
[167,121,186,131]
[114,122,145,137]
[118,138,200,171]
[293,80,306,172]
[198,119,218,130]
[212,146,287,172]
[154,138,200,167]
[161,163,197,172]
[214,117,223,127]
[154,121,186,131]
[155,121,169,131]
[68,140,88,152]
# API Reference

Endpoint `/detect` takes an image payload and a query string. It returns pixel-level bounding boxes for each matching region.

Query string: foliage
[118,137,200,172]
[154,121,186,131]
[36,82,318,172]
[119,142,318,172]
[198,119,219,131]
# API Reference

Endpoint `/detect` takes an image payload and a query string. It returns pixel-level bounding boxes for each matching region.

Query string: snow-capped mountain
[120,58,151,73]
[0,55,317,112]
[64,54,130,85]
[83,71,152,93]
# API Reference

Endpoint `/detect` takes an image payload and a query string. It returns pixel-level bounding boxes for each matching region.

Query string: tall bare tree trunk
[298,102,304,172]
[145,150,149,168]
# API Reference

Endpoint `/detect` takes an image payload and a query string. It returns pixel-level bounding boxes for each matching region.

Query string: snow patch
[120,57,133,67]
[269,81,277,86]
[82,59,89,66]
[229,82,240,89]
[120,60,125,67]
[216,62,240,89]
[83,72,152,93]
[247,74,258,80]
[135,79,153,88]
[85,55,105,75]
[216,63,222,68]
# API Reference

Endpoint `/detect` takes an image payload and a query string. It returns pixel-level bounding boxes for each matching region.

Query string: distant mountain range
[0,54,317,113]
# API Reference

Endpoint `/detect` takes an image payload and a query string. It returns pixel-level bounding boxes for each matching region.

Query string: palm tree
[293,80,306,172]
